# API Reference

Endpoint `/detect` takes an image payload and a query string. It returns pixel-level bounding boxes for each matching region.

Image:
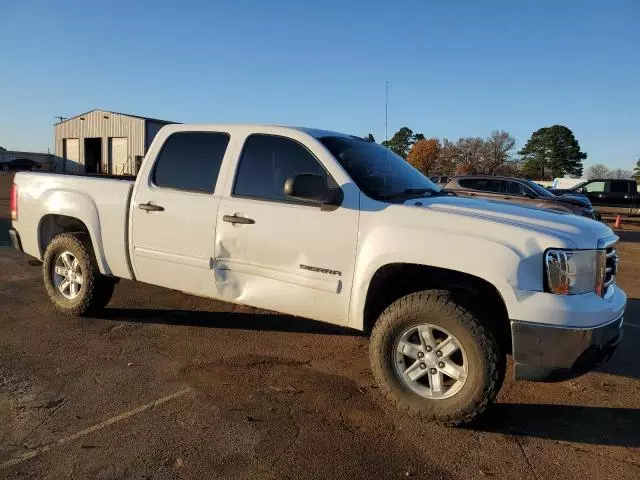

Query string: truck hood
[402,195,613,249]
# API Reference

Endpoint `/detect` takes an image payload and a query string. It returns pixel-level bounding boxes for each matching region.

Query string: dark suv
[443,176,599,219]
[549,179,638,209]
[0,158,40,171]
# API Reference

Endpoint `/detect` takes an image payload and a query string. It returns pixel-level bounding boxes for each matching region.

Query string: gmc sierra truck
[9,124,626,424]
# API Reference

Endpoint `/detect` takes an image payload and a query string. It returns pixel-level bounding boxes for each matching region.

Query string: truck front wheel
[369,290,503,425]
[42,233,115,316]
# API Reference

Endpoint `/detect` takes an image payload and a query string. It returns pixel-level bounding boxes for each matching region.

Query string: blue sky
[1,0,638,169]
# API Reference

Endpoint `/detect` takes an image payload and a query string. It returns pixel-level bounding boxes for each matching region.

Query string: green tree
[518,125,586,179]
[634,159,640,178]
[382,127,425,159]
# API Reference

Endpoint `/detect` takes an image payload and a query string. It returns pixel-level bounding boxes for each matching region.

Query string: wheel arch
[360,263,511,354]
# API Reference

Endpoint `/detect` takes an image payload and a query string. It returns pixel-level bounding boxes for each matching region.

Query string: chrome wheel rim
[52,251,83,300]
[393,324,468,399]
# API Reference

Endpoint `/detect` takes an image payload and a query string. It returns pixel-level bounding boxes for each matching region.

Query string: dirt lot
[1,171,639,479]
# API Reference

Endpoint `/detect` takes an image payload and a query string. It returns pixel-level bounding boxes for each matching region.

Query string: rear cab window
[153,132,230,193]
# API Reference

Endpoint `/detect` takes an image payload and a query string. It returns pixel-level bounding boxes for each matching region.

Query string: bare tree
[436,139,459,175]
[609,168,634,179]
[483,131,516,174]
[454,137,487,175]
[585,164,610,179]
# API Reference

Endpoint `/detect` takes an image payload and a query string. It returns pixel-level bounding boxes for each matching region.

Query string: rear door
[130,130,231,297]
[214,132,359,326]
[606,180,634,208]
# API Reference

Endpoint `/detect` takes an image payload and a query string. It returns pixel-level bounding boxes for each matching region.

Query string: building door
[84,138,102,174]
[62,138,80,172]
[108,137,128,174]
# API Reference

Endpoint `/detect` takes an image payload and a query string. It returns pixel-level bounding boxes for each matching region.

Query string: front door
[214,133,359,326]
[501,180,538,208]
[580,180,606,206]
[130,130,231,296]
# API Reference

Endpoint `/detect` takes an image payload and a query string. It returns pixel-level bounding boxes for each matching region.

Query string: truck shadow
[96,307,362,336]
[472,403,640,447]
[596,298,640,379]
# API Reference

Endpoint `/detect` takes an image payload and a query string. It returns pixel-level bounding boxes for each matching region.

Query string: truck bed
[42,171,137,182]
[12,171,135,279]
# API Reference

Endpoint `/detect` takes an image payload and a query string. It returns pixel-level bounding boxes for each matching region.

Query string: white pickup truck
[9,124,626,424]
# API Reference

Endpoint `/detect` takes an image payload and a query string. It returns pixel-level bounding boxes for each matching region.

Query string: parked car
[549,179,639,209]
[443,175,599,219]
[429,175,450,187]
[1,158,40,171]
[9,124,625,425]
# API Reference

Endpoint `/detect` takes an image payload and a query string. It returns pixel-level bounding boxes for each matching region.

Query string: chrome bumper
[511,315,623,382]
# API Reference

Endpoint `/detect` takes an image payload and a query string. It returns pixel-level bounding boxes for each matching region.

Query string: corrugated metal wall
[54,110,145,174]
[145,120,169,151]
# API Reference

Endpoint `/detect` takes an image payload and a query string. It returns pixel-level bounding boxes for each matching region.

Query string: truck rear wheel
[42,233,114,316]
[369,290,503,425]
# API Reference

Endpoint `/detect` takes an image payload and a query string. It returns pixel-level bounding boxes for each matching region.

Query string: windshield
[319,136,440,200]
[525,180,555,197]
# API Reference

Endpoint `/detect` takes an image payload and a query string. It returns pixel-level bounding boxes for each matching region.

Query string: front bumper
[9,228,23,253]
[511,314,623,381]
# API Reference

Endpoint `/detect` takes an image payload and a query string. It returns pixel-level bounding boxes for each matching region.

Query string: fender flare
[36,189,110,275]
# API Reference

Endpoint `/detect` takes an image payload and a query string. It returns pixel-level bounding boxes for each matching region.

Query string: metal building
[54,109,175,175]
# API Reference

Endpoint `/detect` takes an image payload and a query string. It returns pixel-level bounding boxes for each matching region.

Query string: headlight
[545,249,606,295]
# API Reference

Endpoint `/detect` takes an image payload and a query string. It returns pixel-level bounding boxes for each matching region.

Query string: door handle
[223,214,255,225]
[139,202,164,212]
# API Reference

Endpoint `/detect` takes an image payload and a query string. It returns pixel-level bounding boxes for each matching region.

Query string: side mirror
[284,173,342,206]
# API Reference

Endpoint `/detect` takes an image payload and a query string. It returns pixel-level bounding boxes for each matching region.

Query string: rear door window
[153,132,230,193]
[608,181,629,193]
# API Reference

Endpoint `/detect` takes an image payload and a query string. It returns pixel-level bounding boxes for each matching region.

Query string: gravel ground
[1,171,639,479]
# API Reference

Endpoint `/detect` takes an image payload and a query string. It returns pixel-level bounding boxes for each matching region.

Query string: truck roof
[160,123,356,140]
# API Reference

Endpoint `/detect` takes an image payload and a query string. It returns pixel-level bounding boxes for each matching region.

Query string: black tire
[369,290,503,426]
[42,233,114,316]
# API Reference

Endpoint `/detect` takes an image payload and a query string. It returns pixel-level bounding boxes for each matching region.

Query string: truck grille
[604,246,619,290]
